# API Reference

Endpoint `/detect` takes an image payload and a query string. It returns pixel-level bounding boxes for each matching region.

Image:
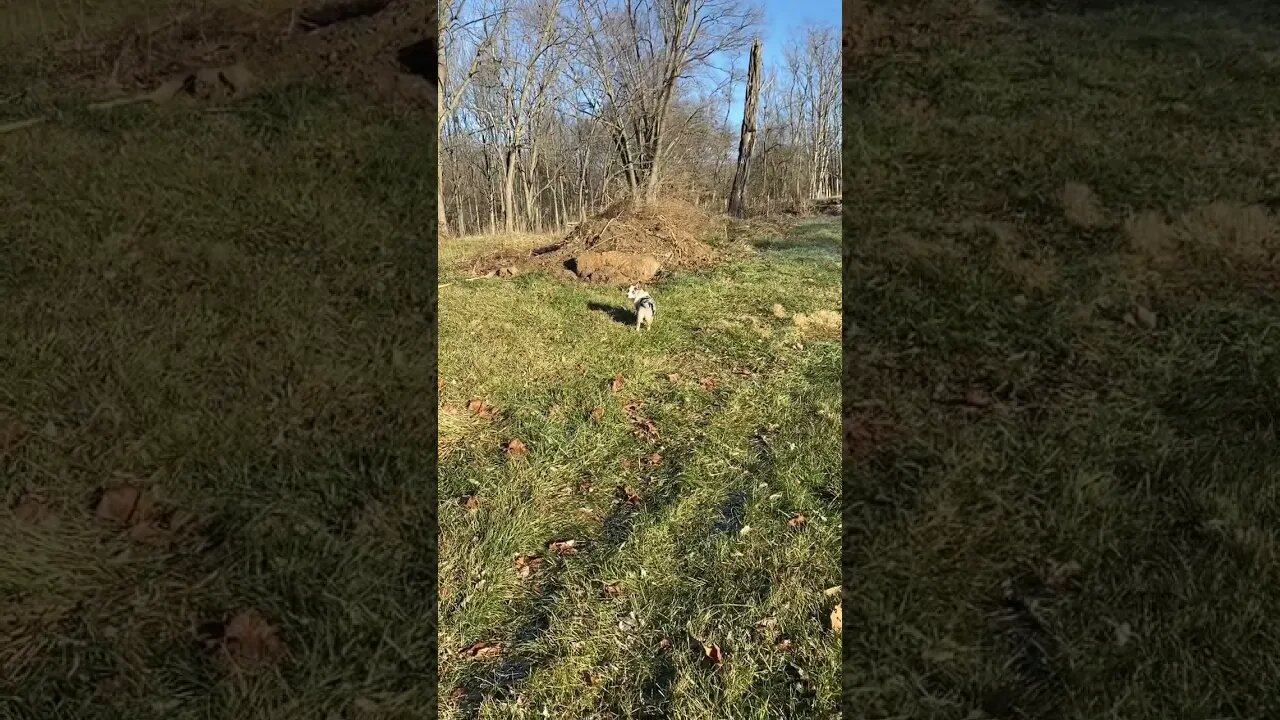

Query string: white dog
[626,285,655,331]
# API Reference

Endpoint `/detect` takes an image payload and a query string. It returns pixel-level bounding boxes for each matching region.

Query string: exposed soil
[472,198,727,285]
[55,0,436,108]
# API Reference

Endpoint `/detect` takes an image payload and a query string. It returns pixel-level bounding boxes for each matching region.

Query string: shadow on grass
[587,300,635,326]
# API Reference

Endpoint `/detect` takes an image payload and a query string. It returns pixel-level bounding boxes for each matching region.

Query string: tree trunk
[728,39,763,219]
[503,147,518,233]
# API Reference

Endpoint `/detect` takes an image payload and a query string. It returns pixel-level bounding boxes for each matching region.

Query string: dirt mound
[56,0,435,108]
[482,198,725,284]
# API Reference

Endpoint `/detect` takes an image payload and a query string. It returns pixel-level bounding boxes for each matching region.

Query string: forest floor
[846,1,1280,717]
[437,218,842,717]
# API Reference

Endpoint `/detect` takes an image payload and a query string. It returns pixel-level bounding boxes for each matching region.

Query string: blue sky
[724,0,841,126]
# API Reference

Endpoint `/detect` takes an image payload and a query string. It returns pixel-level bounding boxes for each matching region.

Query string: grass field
[1,23,439,718]
[437,221,842,717]
[846,2,1280,718]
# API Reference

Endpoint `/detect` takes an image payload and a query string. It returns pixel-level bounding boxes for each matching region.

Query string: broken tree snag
[728,37,762,219]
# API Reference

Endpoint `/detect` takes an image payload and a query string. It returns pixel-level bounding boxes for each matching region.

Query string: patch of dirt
[473,197,726,284]
[56,0,436,109]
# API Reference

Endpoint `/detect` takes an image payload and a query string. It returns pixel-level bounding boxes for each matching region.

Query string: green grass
[437,220,842,717]
[846,3,1280,718]
[1,77,437,717]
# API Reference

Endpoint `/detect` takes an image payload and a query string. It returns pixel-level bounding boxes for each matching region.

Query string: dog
[626,285,655,331]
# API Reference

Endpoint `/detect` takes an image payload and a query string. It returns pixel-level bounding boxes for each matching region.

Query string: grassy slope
[437,221,842,718]
[846,3,1280,718]
[1,74,438,718]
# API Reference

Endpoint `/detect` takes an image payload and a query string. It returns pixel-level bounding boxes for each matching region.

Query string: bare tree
[438,1,838,237]
[569,0,760,203]
[439,0,498,237]
[727,37,761,218]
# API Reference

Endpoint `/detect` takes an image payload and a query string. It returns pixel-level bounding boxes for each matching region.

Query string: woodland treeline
[439,0,840,236]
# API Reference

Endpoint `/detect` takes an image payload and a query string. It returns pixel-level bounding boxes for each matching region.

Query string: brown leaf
[644,452,663,467]
[631,419,659,441]
[581,670,596,686]
[829,603,842,633]
[514,554,544,579]
[621,401,644,417]
[590,407,605,422]
[775,638,794,652]
[460,494,480,512]
[577,479,595,494]
[440,402,462,415]
[610,374,625,393]
[459,640,504,661]
[12,494,52,525]
[703,642,725,669]
[547,539,580,556]
[95,484,155,526]
[700,376,719,391]
[127,521,174,547]
[787,514,808,530]
[602,581,625,598]
[618,485,642,506]
[467,399,494,418]
[505,438,528,457]
[223,610,286,667]
[657,637,672,652]
[448,687,467,704]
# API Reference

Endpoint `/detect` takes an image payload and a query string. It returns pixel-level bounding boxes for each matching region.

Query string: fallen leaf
[787,514,808,530]
[467,399,494,418]
[460,495,480,512]
[631,419,660,441]
[775,638,794,652]
[127,521,176,547]
[621,401,644,417]
[514,554,544,579]
[222,610,286,667]
[829,603,842,633]
[548,539,580,556]
[667,373,682,383]
[617,612,640,632]
[644,452,663,467]
[1114,621,1134,647]
[12,494,52,525]
[1135,305,1158,329]
[602,581,625,598]
[823,585,841,598]
[590,407,605,422]
[581,670,596,686]
[703,642,725,669]
[505,438,528,457]
[95,484,155,526]
[618,485,642,506]
[449,687,467,704]
[577,479,595,494]
[700,376,719,391]
[610,374,625,393]
[459,640,504,661]
[658,637,672,652]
